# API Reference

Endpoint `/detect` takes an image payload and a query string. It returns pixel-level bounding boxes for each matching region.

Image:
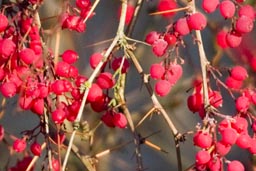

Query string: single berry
[187,93,203,113]
[13,138,27,153]
[216,30,229,48]
[235,16,254,34]
[0,13,8,32]
[150,63,165,80]
[209,90,223,108]
[89,53,103,69]
[157,0,177,18]
[225,76,243,89]
[113,113,127,128]
[30,142,42,156]
[238,5,255,20]
[230,66,248,81]
[111,57,130,73]
[76,0,91,9]
[174,17,190,36]
[0,125,4,141]
[19,48,36,65]
[61,49,79,64]
[87,83,103,102]
[51,157,60,171]
[231,116,248,134]
[145,31,159,45]
[235,96,250,113]
[221,128,238,145]
[193,131,212,148]
[207,157,221,171]
[0,82,17,98]
[187,12,207,30]
[152,39,168,57]
[51,80,66,95]
[227,160,245,171]
[195,150,211,165]
[31,98,44,115]
[0,38,16,59]
[51,108,67,124]
[55,61,71,77]
[101,111,115,127]
[216,141,231,156]
[164,33,176,46]
[202,0,220,13]
[236,133,251,149]
[226,31,242,48]
[155,80,172,97]
[96,72,115,89]
[219,0,236,19]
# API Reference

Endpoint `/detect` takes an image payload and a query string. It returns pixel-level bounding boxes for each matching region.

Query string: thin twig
[61,1,128,170]
[83,0,100,23]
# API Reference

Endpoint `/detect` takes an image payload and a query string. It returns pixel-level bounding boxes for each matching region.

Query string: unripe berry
[227,160,244,171]
[155,80,172,97]
[152,39,168,57]
[145,31,159,45]
[113,113,127,128]
[150,63,165,80]
[235,96,250,113]
[0,13,8,32]
[96,72,115,89]
[30,142,42,156]
[157,0,177,18]
[219,0,236,19]
[230,66,248,81]
[216,30,229,48]
[19,48,36,65]
[87,83,103,102]
[174,17,190,36]
[235,15,254,34]
[195,150,211,165]
[187,12,207,30]
[61,49,79,64]
[202,0,219,13]
[226,31,242,48]
[13,138,26,153]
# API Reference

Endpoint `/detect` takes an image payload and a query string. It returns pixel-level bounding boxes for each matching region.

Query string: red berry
[90,94,110,113]
[76,0,91,9]
[19,48,37,65]
[13,138,27,153]
[174,17,190,36]
[111,57,130,73]
[0,13,8,32]
[187,93,203,113]
[30,142,42,156]
[101,111,115,127]
[164,33,176,46]
[152,39,168,57]
[75,75,88,87]
[219,0,236,19]
[221,128,238,145]
[51,157,60,171]
[67,101,81,121]
[51,108,67,124]
[209,90,223,108]
[0,81,17,98]
[202,0,220,13]
[187,12,207,30]
[167,63,183,85]
[145,31,159,45]
[231,116,248,134]
[195,150,211,165]
[55,61,70,77]
[248,138,256,154]
[235,96,250,113]
[0,38,16,59]
[51,80,65,95]
[230,66,248,81]
[68,65,79,78]
[238,5,255,20]
[216,141,231,156]
[96,72,115,89]
[207,157,221,171]
[61,49,79,64]
[157,0,177,18]
[227,160,244,171]
[113,113,127,128]
[236,133,251,149]
[118,4,135,25]
[235,15,254,34]
[87,83,103,103]
[150,63,165,80]
[31,98,44,115]
[155,80,172,97]
[216,30,229,48]
[19,95,33,110]
[193,131,212,148]
[225,76,243,89]
[226,31,242,48]
[89,53,103,69]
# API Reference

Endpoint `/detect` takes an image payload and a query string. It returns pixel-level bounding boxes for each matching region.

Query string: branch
[61,0,128,170]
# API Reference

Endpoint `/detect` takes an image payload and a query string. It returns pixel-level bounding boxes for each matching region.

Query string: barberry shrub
[0,0,256,171]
